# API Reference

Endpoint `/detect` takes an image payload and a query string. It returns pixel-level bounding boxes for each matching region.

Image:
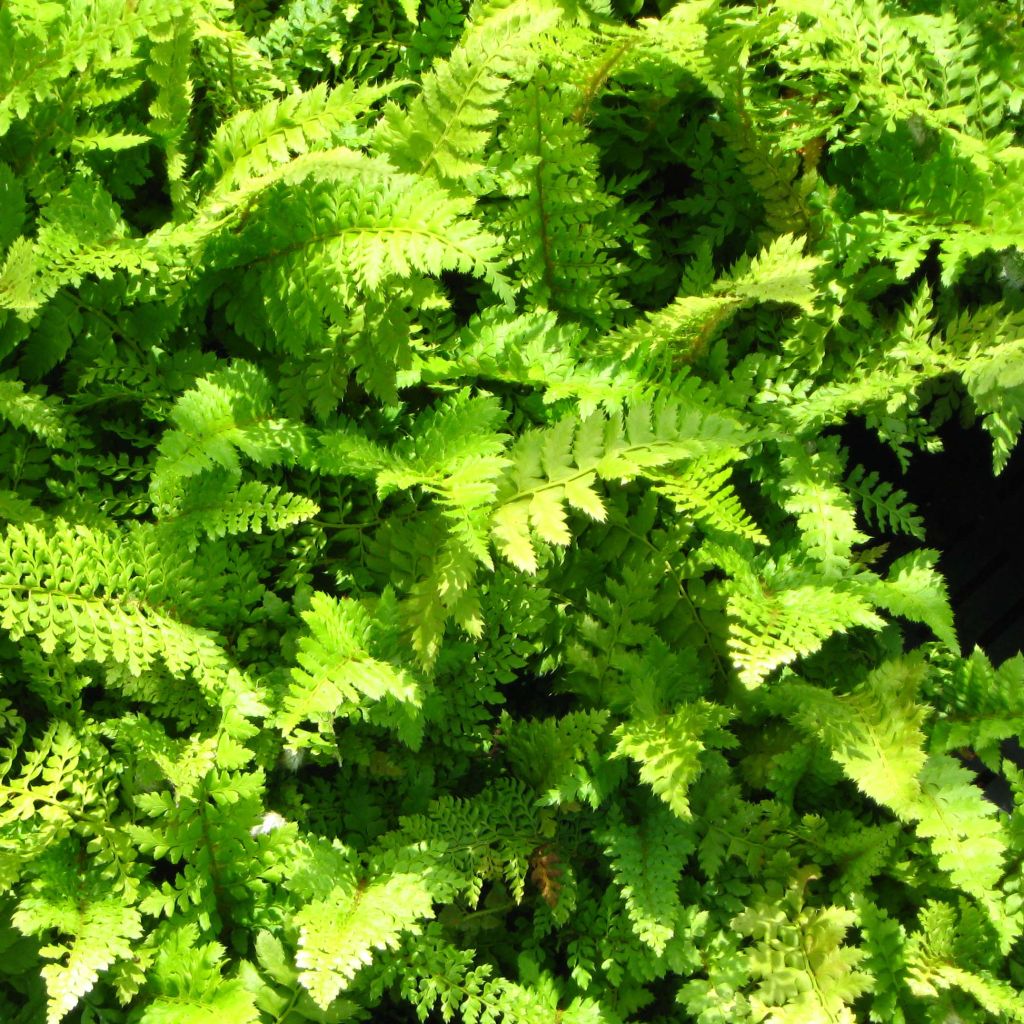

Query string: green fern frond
[278,590,422,743]
[157,478,318,549]
[208,155,513,357]
[150,361,307,509]
[147,8,196,218]
[861,550,958,652]
[611,701,733,820]
[376,0,558,183]
[845,465,925,540]
[0,520,234,690]
[600,803,694,956]
[142,922,260,1024]
[484,72,644,329]
[779,657,930,816]
[297,870,437,1008]
[652,456,767,544]
[927,649,1024,770]
[779,441,867,577]
[732,881,872,1024]
[914,757,1008,929]
[907,902,1024,1020]
[0,0,182,138]
[600,234,820,366]
[12,853,144,1024]
[201,81,394,207]
[727,575,886,688]
[502,708,609,807]
[0,379,66,445]
[491,394,750,573]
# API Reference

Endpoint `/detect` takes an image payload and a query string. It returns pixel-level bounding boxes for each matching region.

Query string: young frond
[278,590,422,743]
[157,478,319,549]
[652,456,767,544]
[150,361,307,509]
[376,0,558,183]
[728,577,886,688]
[13,868,143,1024]
[779,657,930,817]
[491,394,750,572]
[208,156,513,356]
[0,379,67,445]
[296,871,437,1008]
[0,520,234,689]
[612,702,734,820]
[201,81,394,206]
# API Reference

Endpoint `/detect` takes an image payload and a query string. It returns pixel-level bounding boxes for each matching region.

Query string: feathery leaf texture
[1,0,1024,1019]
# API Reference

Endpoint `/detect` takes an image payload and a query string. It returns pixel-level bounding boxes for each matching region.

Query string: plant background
[1,0,1024,1022]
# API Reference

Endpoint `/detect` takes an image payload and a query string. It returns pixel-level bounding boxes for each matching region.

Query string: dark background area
[845,418,1024,807]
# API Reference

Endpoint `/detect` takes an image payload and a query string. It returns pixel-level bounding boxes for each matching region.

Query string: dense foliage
[2,0,1024,1020]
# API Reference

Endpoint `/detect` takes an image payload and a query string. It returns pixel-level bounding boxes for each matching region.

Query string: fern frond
[778,441,867,577]
[715,117,814,236]
[208,155,513,356]
[400,927,605,1024]
[201,81,394,207]
[652,455,767,544]
[0,176,169,322]
[376,0,558,183]
[147,8,196,217]
[861,550,958,652]
[927,649,1024,770]
[278,590,422,743]
[600,234,820,365]
[384,779,543,904]
[486,71,646,329]
[502,708,609,807]
[599,804,694,956]
[914,756,1008,926]
[907,902,1024,1020]
[727,576,885,689]
[157,478,318,549]
[612,702,733,820]
[845,464,925,540]
[142,922,260,1023]
[149,361,307,509]
[0,0,179,137]
[779,657,930,816]
[491,394,750,573]
[297,870,437,1008]
[732,883,872,1024]
[12,854,143,1024]
[0,379,67,445]
[0,520,234,690]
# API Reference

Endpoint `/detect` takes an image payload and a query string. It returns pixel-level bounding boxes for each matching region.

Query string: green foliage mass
[1,0,1024,1021]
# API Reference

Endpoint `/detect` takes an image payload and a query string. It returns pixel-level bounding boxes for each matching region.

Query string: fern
[278,590,422,744]
[732,880,872,1024]
[611,702,733,820]
[13,858,143,1024]
[2,0,1024,1019]
[492,395,750,573]
[727,574,886,689]
[150,361,307,508]
[158,478,319,547]
[0,520,237,689]
[599,803,694,955]
[296,869,437,1008]
[845,464,925,540]
[779,657,929,814]
[376,0,558,183]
